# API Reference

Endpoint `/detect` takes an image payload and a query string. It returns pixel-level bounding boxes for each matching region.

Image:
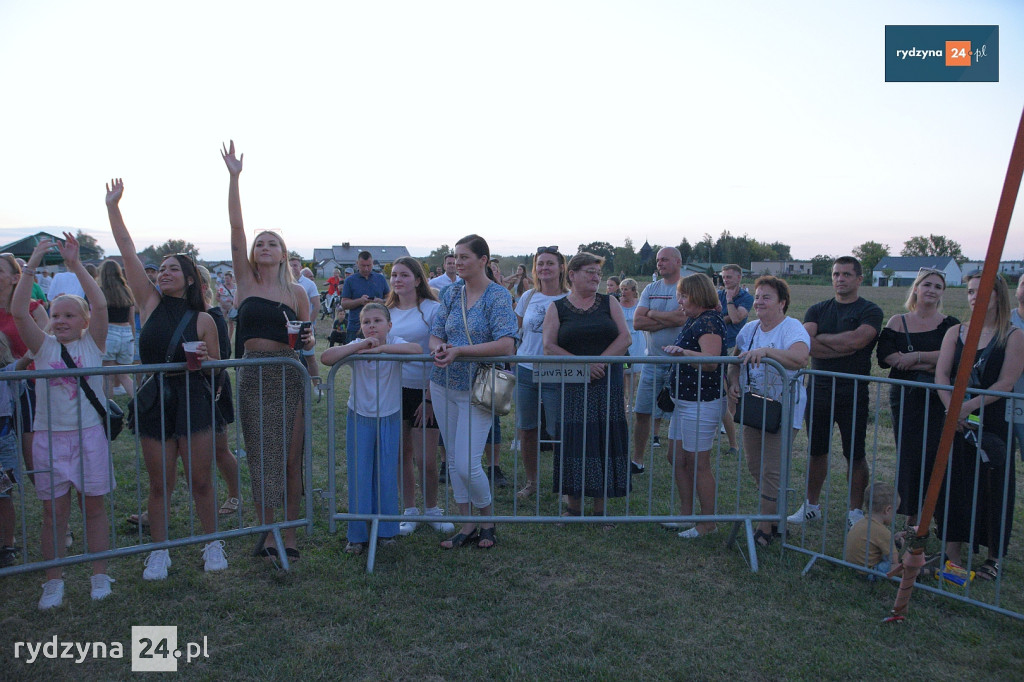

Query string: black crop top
[138,296,201,364]
[107,305,131,324]
[235,296,297,356]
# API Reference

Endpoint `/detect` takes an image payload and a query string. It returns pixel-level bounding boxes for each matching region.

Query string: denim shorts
[0,430,18,496]
[634,363,671,418]
[515,364,562,433]
[102,325,135,364]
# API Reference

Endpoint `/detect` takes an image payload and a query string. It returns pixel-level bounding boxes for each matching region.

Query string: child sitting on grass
[321,303,420,555]
[844,482,906,581]
[15,234,113,609]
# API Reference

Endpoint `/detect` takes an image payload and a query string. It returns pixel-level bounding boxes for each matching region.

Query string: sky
[1,0,1022,263]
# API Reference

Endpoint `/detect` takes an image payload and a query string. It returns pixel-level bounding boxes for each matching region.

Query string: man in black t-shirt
[788,256,882,529]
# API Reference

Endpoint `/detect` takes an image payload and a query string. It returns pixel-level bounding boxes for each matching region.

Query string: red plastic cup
[183,341,202,371]
[287,320,302,349]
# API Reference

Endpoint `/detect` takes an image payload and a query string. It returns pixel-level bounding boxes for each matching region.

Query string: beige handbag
[460,287,516,416]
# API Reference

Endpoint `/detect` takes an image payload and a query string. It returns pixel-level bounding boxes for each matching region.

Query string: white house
[960,260,1024,278]
[872,256,962,287]
[205,261,234,280]
[750,260,814,277]
[314,243,412,278]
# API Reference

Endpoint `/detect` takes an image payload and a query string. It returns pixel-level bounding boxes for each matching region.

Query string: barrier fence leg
[251,531,269,557]
[744,519,759,573]
[365,518,380,575]
[801,556,818,576]
[272,527,290,572]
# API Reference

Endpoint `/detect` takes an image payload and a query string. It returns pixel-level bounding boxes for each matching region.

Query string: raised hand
[105,178,124,206]
[56,231,81,268]
[221,140,244,176]
[28,238,56,267]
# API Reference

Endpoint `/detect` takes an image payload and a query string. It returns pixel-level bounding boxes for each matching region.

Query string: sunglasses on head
[918,267,945,280]
[536,246,560,255]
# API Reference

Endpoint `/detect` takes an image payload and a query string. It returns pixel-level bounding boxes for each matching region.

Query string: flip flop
[127,512,150,528]
[440,528,480,550]
[477,527,497,549]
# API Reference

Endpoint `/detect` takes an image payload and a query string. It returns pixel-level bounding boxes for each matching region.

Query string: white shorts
[668,398,722,452]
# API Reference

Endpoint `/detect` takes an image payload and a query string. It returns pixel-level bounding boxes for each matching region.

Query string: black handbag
[656,386,676,413]
[59,344,123,441]
[126,310,195,433]
[732,323,783,434]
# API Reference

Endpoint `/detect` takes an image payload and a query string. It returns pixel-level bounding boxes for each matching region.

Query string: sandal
[258,546,279,563]
[344,541,367,555]
[976,559,999,581]
[754,529,774,548]
[555,507,581,527]
[285,548,300,562]
[219,497,240,516]
[515,481,537,499]
[440,528,480,550]
[477,527,497,549]
[127,512,150,528]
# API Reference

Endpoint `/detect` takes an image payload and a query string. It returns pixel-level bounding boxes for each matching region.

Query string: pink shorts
[32,424,115,500]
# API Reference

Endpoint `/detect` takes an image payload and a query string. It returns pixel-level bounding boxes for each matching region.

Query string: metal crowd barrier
[786,369,1023,621]
[325,354,792,574]
[0,357,314,578]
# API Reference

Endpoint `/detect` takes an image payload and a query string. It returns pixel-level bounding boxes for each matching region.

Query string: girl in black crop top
[98,259,137,397]
[106,177,228,579]
[223,140,314,560]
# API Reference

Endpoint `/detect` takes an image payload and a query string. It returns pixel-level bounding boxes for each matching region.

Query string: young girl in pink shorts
[14,233,112,610]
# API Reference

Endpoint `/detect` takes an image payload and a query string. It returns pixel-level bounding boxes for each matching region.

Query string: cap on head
[144,263,158,272]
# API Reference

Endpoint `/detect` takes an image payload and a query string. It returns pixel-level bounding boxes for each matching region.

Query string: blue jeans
[346,410,400,543]
[515,365,561,435]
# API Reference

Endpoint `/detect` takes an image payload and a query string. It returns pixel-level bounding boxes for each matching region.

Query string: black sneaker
[438,461,448,483]
[630,461,646,475]
[489,466,508,488]
[0,545,17,567]
[652,436,661,448]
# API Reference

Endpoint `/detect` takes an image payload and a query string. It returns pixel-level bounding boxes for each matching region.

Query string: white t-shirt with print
[33,333,105,432]
[515,290,567,369]
[346,334,406,418]
[734,317,810,430]
[389,301,440,389]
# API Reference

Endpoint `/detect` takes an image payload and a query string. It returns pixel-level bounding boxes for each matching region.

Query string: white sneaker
[399,508,420,536]
[143,549,171,580]
[202,541,228,572]
[787,501,821,524]
[847,508,865,529]
[90,574,115,600]
[38,579,65,610]
[113,385,127,396]
[425,507,455,534]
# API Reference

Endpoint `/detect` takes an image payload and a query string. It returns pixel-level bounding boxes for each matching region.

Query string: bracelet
[22,267,35,275]
[301,348,315,357]
[424,399,432,403]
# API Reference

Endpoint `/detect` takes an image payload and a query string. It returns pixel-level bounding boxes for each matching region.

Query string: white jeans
[430,382,493,508]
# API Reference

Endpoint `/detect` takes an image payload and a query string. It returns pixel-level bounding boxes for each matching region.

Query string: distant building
[313,243,411,278]
[872,256,962,287]
[750,260,814,277]
[960,260,1024,278]
[0,231,67,266]
[204,261,234,279]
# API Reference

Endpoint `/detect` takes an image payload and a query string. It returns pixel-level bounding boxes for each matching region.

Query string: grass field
[1,282,1022,680]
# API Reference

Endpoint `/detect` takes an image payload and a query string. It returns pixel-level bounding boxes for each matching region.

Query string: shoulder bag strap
[165,309,196,362]
[743,322,762,388]
[900,314,913,352]
[459,287,475,347]
[59,343,107,422]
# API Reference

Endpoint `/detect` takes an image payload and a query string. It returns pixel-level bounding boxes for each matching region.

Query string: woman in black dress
[876,268,958,523]
[934,272,1024,580]
[542,252,631,521]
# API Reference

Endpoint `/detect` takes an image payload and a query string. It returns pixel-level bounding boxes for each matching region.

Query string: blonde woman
[223,141,314,561]
[618,278,645,411]
[876,267,958,523]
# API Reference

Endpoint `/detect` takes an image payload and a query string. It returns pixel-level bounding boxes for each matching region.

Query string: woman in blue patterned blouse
[662,273,725,538]
[430,235,517,550]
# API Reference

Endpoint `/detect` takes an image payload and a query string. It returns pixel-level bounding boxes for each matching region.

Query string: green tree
[138,239,200,264]
[677,237,693,263]
[810,254,836,276]
[75,230,104,260]
[578,241,616,273]
[901,234,967,265]
[852,240,890,274]
[613,237,637,275]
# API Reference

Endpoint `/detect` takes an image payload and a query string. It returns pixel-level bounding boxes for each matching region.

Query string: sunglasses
[536,246,560,255]
[918,267,946,280]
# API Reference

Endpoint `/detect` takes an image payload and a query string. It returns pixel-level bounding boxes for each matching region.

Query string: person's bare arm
[647,307,688,327]
[813,324,878,355]
[631,305,663,332]
[106,179,160,317]
[222,140,254,292]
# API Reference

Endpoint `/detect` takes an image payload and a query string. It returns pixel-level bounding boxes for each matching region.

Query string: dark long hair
[455,234,496,283]
[164,254,207,312]
[385,256,438,329]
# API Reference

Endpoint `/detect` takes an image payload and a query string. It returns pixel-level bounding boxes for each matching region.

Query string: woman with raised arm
[105,179,226,581]
[876,267,958,524]
[222,141,313,563]
[430,235,517,550]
